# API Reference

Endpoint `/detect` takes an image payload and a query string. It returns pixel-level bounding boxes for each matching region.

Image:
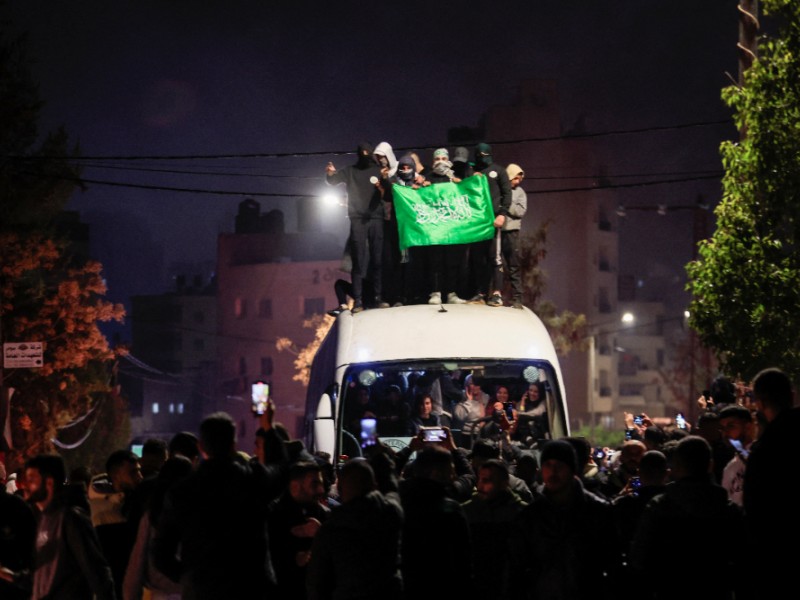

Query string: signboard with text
[3,342,44,368]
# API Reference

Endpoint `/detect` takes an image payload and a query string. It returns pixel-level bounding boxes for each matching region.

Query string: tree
[0,26,126,470]
[517,221,589,356]
[686,0,800,382]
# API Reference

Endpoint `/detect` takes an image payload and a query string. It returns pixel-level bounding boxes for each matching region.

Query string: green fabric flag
[392,175,495,251]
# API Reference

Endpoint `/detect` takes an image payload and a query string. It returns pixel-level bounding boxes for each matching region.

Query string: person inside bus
[512,381,548,443]
[375,384,409,437]
[406,393,441,436]
[452,374,490,445]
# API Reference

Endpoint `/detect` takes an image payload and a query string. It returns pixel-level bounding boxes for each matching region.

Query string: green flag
[392,175,495,251]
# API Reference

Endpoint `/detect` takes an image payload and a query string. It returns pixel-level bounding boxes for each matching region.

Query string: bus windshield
[337,359,566,460]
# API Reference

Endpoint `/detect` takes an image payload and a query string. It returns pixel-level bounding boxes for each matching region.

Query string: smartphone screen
[504,401,514,420]
[360,418,378,448]
[633,415,644,427]
[675,413,687,430]
[730,439,749,458]
[625,428,634,441]
[422,427,447,442]
[251,381,269,415]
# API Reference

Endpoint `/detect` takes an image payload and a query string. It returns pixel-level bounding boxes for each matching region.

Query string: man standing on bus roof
[468,143,512,306]
[326,142,387,313]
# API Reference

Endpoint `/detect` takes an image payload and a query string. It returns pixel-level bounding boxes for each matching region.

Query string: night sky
[4,1,746,337]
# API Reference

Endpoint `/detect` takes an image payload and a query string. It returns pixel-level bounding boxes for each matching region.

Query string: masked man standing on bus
[326,142,387,313]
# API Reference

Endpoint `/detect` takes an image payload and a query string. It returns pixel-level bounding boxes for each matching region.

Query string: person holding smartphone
[718,404,756,506]
[406,393,441,436]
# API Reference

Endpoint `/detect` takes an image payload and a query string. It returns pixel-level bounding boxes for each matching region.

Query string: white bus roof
[334,304,561,368]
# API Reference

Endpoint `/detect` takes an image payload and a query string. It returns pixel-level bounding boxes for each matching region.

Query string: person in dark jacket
[268,460,330,600]
[306,458,403,600]
[152,412,285,600]
[462,458,526,600]
[743,367,800,599]
[467,142,512,306]
[326,142,386,312]
[630,436,744,600]
[398,446,471,600]
[0,478,38,600]
[509,439,619,600]
[26,454,116,600]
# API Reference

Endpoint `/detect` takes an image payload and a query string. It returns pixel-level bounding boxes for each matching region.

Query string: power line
[5,118,734,162]
[13,167,723,199]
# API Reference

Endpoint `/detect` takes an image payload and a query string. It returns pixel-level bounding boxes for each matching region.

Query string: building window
[261,356,274,376]
[169,403,175,414]
[303,297,325,317]
[258,298,273,319]
[234,297,247,319]
[178,403,185,414]
[152,402,159,414]
[598,287,611,313]
[239,356,248,376]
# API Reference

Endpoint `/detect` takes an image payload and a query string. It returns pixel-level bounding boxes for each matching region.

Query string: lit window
[178,403,184,414]
[169,403,175,414]
[152,403,159,414]
[234,297,247,319]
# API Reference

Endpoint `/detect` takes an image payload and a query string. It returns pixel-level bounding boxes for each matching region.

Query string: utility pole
[738,0,759,84]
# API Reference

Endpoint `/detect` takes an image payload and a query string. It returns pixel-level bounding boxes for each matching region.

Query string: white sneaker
[428,292,442,305]
[447,292,466,304]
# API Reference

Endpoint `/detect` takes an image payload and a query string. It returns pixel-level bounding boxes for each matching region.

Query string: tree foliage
[1,26,126,469]
[686,0,800,382]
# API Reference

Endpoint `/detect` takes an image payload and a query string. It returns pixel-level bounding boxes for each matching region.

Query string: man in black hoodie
[326,143,387,312]
[468,142,511,306]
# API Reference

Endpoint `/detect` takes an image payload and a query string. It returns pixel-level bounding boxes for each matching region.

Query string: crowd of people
[325,142,527,314]
[0,366,797,600]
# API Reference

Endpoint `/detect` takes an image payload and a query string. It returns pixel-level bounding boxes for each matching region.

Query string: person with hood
[383,153,419,306]
[492,163,527,309]
[468,142,512,306]
[326,142,387,313]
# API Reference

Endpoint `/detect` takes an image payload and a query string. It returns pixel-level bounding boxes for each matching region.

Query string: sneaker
[428,292,442,305]
[326,304,348,317]
[447,292,466,305]
[392,302,404,308]
[352,301,364,314]
[487,294,504,307]
[467,294,486,305]
[377,301,390,309]
[512,299,524,309]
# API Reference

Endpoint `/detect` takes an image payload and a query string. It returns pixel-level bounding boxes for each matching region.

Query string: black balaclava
[474,142,493,171]
[356,142,374,169]
[397,155,416,183]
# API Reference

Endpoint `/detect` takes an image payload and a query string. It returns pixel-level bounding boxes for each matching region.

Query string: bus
[303,303,569,462]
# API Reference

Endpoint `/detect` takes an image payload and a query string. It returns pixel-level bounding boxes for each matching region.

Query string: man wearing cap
[468,143,512,306]
[509,439,619,599]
